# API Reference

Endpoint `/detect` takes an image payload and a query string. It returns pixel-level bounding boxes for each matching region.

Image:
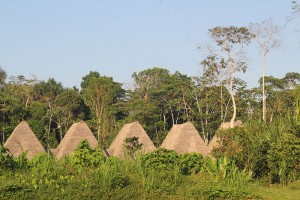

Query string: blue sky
[0,0,299,89]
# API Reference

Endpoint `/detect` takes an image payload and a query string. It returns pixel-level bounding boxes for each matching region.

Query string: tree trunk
[195,96,207,143]
[163,113,166,130]
[220,81,223,122]
[205,102,208,137]
[170,106,175,125]
[223,99,231,123]
[229,63,236,128]
[262,50,266,123]
[47,103,53,151]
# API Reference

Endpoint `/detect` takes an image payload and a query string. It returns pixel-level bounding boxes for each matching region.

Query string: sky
[0,0,299,89]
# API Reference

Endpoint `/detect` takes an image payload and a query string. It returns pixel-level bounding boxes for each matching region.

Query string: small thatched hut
[160,122,209,156]
[219,120,243,130]
[208,120,243,153]
[4,121,45,159]
[107,121,156,158]
[51,121,98,160]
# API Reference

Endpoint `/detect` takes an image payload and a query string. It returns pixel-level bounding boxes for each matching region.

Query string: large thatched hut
[160,122,209,156]
[51,121,98,160]
[4,121,45,159]
[107,121,156,158]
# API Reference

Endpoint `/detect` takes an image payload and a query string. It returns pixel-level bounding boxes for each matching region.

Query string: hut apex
[51,121,98,160]
[108,121,156,158]
[160,122,209,156]
[219,120,243,130]
[4,121,45,159]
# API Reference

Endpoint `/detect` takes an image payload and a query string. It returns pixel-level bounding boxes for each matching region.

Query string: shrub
[68,140,105,168]
[201,157,253,188]
[140,148,179,171]
[123,136,143,159]
[0,145,17,170]
[212,117,300,184]
[179,153,203,175]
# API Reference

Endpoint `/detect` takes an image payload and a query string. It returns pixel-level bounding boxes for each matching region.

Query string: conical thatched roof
[107,121,156,158]
[208,120,243,154]
[4,121,45,159]
[51,121,98,160]
[160,122,209,156]
[208,135,220,153]
[219,120,243,130]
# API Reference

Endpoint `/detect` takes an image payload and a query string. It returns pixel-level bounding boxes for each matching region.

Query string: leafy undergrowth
[0,141,299,200]
[2,168,299,200]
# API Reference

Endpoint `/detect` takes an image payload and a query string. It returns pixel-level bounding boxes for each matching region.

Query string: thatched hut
[208,120,243,153]
[107,121,156,158]
[160,122,209,156]
[219,120,243,130]
[4,121,45,159]
[51,121,98,160]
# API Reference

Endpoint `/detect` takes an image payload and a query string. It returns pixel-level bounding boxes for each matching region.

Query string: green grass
[249,181,300,200]
[1,165,299,200]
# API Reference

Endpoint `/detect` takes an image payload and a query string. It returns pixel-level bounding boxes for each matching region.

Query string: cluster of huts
[3,120,242,160]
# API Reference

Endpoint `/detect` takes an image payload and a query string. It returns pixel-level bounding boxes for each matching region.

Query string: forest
[1,3,300,199]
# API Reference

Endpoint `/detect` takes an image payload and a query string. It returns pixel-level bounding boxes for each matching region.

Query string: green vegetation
[0,59,299,200]
[0,18,300,198]
[1,125,300,200]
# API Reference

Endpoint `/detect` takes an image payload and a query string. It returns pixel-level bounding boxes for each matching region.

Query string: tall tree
[81,73,123,146]
[207,26,254,128]
[0,67,7,88]
[200,55,228,123]
[0,67,7,143]
[53,89,88,141]
[249,18,282,122]
[32,78,64,148]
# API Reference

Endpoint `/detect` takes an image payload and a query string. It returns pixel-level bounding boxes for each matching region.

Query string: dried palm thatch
[208,120,243,153]
[51,121,98,160]
[219,120,243,130]
[160,122,209,156]
[4,121,45,159]
[107,121,156,158]
[207,135,220,153]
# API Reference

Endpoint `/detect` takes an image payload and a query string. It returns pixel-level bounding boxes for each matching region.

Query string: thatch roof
[219,120,243,130]
[107,121,156,158]
[160,122,209,156]
[207,135,220,153]
[4,121,45,159]
[51,121,98,160]
[208,120,243,154]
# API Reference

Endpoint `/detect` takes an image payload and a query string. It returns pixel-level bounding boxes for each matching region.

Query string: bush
[0,145,17,171]
[68,140,106,168]
[212,117,300,184]
[179,153,203,175]
[140,148,179,171]
[201,156,253,188]
[123,136,143,159]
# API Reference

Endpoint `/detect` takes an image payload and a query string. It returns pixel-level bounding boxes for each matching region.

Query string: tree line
[0,18,299,149]
[0,66,299,148]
